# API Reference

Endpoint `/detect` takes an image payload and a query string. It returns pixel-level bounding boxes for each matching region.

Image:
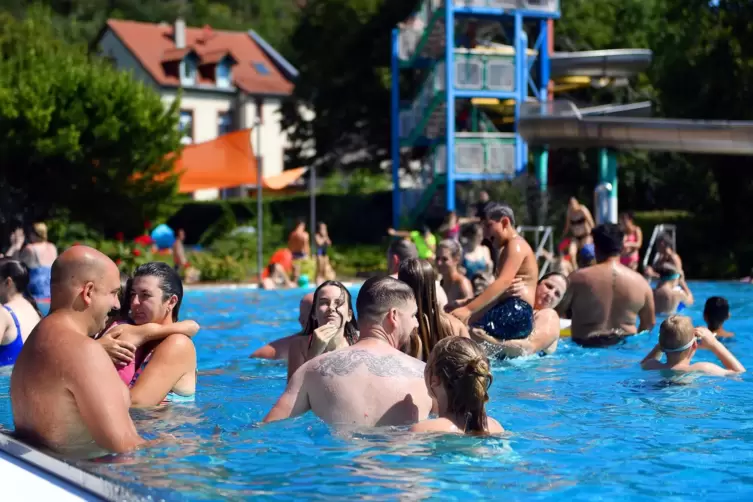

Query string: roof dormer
[199,50,238,88]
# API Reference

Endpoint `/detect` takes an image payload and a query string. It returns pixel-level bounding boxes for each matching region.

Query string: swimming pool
[1,281,752,500]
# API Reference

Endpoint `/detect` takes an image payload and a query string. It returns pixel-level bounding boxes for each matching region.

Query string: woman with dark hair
[287,280,359,380]
[398,258,468,362]
[471,272,568,359]
[0,259,42,366]
[114,262,197,406]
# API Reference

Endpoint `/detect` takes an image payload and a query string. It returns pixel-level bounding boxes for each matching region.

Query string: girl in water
[287,280,359,380]
[411,337,503,435]
[398,258,468,362]
[0,259,42,366]
[436,240,473,311]
[619,212,642,271]
[460,224,493,280]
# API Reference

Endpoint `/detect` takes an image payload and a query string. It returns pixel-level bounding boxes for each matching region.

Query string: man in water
[451,203,539,342]
[558,224,655,347]
[653,263,694,315]
[264,276,432,426]
[11,246,145,454]
[641,315,745,376]
[250,292,314,360]
[387,238,448,310]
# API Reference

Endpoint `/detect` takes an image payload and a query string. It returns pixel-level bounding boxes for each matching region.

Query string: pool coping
[0,432,147,501]
[183,281,364,291]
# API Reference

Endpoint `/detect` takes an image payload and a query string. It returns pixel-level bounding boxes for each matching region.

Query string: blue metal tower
[391,0,560,228]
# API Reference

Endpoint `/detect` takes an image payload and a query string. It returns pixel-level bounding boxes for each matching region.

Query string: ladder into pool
[517,225,555,278]
[642,223,677,271]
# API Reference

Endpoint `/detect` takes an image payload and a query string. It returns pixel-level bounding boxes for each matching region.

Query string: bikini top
[0,305,24,367]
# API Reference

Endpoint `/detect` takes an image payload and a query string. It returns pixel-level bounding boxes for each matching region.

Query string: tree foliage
[0,8,182,235]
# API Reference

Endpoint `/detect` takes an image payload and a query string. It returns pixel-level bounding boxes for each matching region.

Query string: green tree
[0,8,182,236]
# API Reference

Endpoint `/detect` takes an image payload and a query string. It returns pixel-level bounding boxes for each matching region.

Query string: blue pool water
[1,282,753,500]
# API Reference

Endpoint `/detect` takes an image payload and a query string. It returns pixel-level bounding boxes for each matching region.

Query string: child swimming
[411,337,503,434]
[704,296,734,339]
[451,203,538,341]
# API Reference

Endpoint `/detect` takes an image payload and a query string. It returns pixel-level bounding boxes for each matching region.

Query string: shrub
[188,252,246,283]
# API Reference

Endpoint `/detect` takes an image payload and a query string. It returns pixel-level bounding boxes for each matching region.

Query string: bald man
[11,246,145,456]
[250,292,315,360]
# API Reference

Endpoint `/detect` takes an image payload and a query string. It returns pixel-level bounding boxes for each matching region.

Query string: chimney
[175,18,186,49]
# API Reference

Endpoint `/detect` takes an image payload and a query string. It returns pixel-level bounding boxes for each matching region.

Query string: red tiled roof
[105,19,293,95]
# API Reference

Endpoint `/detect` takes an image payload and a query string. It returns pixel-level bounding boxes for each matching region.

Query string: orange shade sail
[174,129,308,193]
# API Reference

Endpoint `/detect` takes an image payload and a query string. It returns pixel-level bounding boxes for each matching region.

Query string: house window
[216,61,231,88]
[181,56,197,85]
[218,111,233,136]
[253,62,270,76]
[255,99,264,125]
[179,110,194,145]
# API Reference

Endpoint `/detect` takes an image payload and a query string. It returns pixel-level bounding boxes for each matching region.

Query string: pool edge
[0,432,147,501]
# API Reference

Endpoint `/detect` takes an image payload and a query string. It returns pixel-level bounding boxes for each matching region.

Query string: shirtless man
[250,293,314,360]
[387,238,449,310]
[288,220,310,281]
[451,203,539,343]
[264,276,432,426]
[653,263,694,315]
[641,316,745,376]
[172,228,187,272]
[558,224,655,347]
[11,246,145,455]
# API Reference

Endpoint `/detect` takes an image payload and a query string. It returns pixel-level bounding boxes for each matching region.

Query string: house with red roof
[97,18,308,199]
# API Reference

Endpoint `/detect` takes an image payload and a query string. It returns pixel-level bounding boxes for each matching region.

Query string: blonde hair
[427,337,492,434]
[437,239,463,261]
[32,222,48,241]
[659,315,695,353]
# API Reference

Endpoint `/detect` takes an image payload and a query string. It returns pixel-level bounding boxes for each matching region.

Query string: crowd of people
[0,196,746,459]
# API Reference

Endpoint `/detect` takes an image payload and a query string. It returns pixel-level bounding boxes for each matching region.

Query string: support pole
[445,0,456,212]
[255,123,263,285]
[513,13,525,177]
[607,149,618,224]
[533,148,549,225]
[309,164,316,257]
[390,29,401,229]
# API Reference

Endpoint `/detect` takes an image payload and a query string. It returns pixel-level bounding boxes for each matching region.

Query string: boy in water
[451,203,538,341]
[641,315,745,376]
[704,296,734,339]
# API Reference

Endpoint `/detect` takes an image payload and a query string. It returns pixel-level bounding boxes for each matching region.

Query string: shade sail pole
[309,164,316,273]
[255,123,263,285]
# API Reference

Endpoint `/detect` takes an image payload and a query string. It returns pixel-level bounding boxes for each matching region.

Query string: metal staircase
[642,224,677,271]
[390,0,560,228]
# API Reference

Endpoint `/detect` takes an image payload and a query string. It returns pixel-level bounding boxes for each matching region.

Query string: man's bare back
[265,340,432,426]
[563,261,654,343]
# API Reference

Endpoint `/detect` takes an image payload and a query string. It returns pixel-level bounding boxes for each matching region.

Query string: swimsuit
[621,232,639,267]
[27,246,52,300]
[0,306,24,367]
[472,296,534,341]
[292,251,306,260]
[130,350,195,404]
[463,256,488,279]
[446,225,460,241]
[317,243,328,257]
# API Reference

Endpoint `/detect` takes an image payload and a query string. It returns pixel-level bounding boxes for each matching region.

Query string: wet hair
[133,262,183,321]
[591,224,623,259]
[388,238,418,263]
[704,296,730,331]
[0,258,42,317]
[427,337,492,434]
[539,271,569,288]
[356,275,415,325]
[103,272,132,333]
[303,280,359,345]
[658,233,673,250]
[398,259,452,361]
[437,239,463,263]
[484,203,516,227]
[659,315,695,354]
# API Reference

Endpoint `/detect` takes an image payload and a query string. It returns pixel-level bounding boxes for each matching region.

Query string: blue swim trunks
[472,296,534,340]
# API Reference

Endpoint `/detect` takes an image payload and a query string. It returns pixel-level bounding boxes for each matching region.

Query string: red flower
[132,248,142,257]
[133,235,154,247]
[115,259,122,265]
[115,232,125,242]
[144,220,152,230]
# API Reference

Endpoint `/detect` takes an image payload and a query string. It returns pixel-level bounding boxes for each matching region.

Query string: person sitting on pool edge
[286,280,359,380]
[640,315,745,376]
[11,246,146,454]
[450,203,539,344]
[125,262,197,406]
[557,224,655,347]
[411,337,503,435]
[471,272,567,359]
[264,276,433,427]
[387,238,448,310]
[250,293,315,361]
[704,296,734,339]
[653,262,694,315]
